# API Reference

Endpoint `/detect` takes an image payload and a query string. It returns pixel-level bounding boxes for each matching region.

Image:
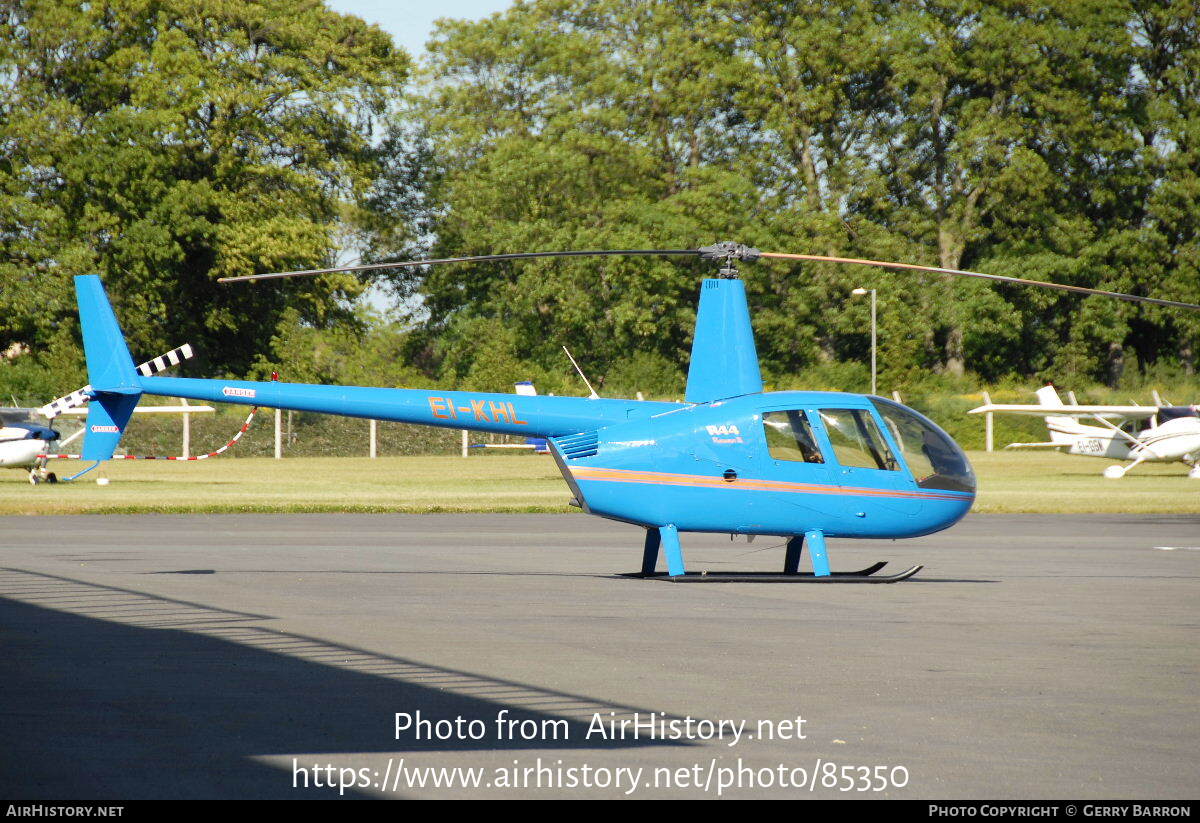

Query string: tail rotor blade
[37,343,197,418]
[135,343,195,377]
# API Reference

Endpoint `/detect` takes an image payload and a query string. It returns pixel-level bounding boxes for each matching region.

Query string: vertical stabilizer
[1035,385,1063,407]
[685,279,763,404]
[1035,385,1077,445]
[75,275,142,460]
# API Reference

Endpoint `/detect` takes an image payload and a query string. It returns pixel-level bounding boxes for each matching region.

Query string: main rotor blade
[759,252,1200,311]
[220,243,1200,312]
[217,249,701,283]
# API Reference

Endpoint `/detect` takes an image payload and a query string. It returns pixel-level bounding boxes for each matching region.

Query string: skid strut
[784,536,803,574]
[805,529,831,577]
[625,565,922,583]
[629,528,920,583]
[641,528,661,576]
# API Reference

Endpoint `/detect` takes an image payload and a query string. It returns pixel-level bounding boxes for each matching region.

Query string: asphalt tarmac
[0,513,1196,799]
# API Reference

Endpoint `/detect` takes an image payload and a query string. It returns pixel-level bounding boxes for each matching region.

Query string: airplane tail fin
[75,275,142,460]
[1035,385,1063,407]
[1035,384,1077,445]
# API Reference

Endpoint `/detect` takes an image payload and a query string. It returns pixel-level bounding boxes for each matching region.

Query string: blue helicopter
[69,243,1200,582]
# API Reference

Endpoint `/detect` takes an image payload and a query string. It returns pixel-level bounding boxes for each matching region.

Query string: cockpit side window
[763,410,825,463]
[818,408,899,471]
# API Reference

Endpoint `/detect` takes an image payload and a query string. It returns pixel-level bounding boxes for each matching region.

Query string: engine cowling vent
[552,431,599,460]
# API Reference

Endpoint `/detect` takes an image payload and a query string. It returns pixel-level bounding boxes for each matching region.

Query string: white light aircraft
[3,344,213,483]
[970,385,1200,479]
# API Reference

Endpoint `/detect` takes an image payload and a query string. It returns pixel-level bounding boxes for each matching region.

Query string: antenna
[562,346,600,399]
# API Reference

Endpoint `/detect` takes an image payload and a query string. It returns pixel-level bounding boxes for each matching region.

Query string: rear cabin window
[763,410,824,463]
[818,409,898,471]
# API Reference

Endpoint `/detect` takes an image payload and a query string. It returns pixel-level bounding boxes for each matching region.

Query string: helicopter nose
[927,492,975,534]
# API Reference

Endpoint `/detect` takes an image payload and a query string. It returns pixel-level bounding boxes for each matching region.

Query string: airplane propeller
[217,243,1200,312]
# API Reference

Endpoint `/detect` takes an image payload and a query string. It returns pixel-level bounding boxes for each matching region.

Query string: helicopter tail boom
[140,376,679,439]
[74,275,688,458]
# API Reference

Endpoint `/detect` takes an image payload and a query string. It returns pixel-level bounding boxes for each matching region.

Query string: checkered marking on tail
[37,344,195,418]
[136,344,193,377]
[38,388,91,419]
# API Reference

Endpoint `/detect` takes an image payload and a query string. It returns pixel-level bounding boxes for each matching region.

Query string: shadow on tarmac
[0,568,686,799]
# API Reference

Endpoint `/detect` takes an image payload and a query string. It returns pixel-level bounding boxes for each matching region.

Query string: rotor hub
[698,242,760,278]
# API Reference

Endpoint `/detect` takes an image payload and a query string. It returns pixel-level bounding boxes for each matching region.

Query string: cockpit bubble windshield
[870,398,976,493]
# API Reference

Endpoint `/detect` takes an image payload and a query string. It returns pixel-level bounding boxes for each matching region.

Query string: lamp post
[851,287,877,395]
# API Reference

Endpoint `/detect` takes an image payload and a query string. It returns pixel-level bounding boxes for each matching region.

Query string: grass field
[2,451,1197,515]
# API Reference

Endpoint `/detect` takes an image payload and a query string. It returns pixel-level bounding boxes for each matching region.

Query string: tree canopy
[402,0,1199,392]
[0,0,1196,400]
[0,0,409,394]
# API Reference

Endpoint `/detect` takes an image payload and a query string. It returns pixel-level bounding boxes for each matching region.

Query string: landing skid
[622,563,922,583]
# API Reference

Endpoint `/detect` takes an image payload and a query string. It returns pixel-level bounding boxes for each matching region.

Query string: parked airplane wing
[968,403,1158,419]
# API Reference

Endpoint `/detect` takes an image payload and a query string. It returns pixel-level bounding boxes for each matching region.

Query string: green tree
[251,307,430,389]
[1128,0,1200,375]
[0,0,409,388]
[859,0,1143,378]
[379,0,1198,390]
[410,0,762,387]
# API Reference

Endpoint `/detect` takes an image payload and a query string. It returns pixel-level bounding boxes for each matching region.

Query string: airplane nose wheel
[28,466,57,485]
[1189,465,1200,479]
